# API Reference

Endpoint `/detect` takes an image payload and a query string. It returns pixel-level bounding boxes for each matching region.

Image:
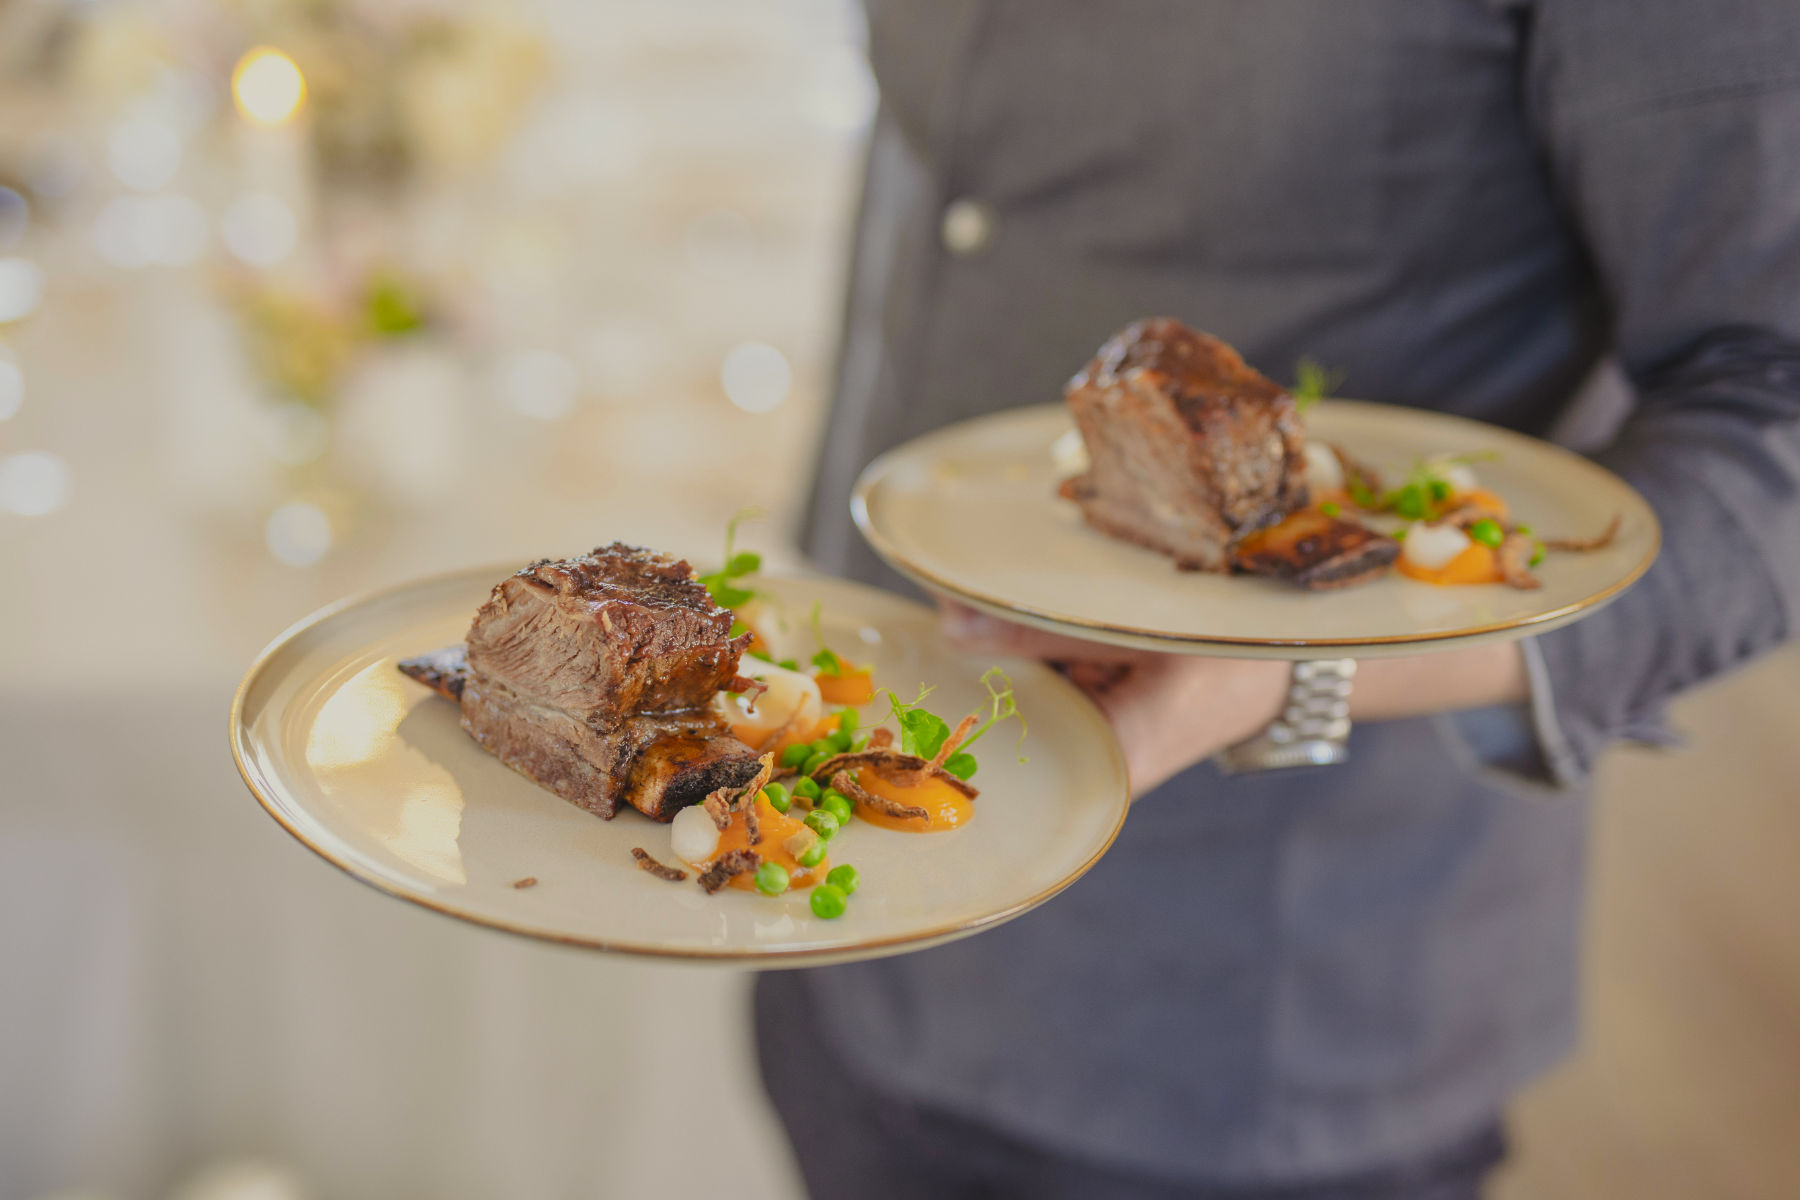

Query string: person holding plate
[757,1,1800,1197]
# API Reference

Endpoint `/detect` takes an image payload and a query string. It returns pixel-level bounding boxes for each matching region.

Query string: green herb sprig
[1292,358,1347,414]
[882,668,1026,781]
[808,601,861,678]
[697,508,763,612]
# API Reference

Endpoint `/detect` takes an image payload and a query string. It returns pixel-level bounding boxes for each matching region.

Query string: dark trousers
[755,974,1507,1200]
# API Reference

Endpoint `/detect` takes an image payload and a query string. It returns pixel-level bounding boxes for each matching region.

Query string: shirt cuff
[1435,638,1608,793]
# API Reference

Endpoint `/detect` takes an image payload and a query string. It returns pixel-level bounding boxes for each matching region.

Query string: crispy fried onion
[1542,513,1621,553]
[832,769,927,821]
[1439,498,1510,529]
[783,827,819,858]
[867,727,895,749]
[697,849,761,894]
[725,675,770,710]
[630,847,687,882]
[701,753,776,830]
[1496,533,1542,591]
[1331,444,1385,503]
[810,748,978,800]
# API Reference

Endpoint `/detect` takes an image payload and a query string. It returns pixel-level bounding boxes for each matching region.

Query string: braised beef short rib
[398,543,762,822]
[1061,318,1307,571]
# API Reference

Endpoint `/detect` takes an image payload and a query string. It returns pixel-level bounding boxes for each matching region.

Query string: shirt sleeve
[1518,0,1800,783]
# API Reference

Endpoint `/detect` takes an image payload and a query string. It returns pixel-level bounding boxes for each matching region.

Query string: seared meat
[398,543,763,823]
[1230,509,1400,590]
[1061,319,1307,571]
[465,543,748,723]
[458,669,761,821]
[398,644,469,701]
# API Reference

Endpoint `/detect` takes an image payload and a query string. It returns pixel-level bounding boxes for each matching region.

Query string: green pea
[1530,540,1546,567]
[793,776,821,801]
[779,743,811,769]
[1394,526,1409,541]
[1319,501,1341,517]
[797,839,828,868]
[820,791,854,826]
[1393,484,1427,520]
[804,809,840,840]
[754,861,789,896]
[1427,478,1454,503]
[778,658,799,671]
[825,729,853,753]
[762,782,791,814]
[801,750,833,777]
[810,884,848,919]
[837,708,860,734]
[1468,518,1504,549]
[825,864,860,896]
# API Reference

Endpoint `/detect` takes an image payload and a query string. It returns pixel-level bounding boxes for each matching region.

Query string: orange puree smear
[816,670,875,706]
[1396,543,1504,586]
[702,795,828,891]
[1456,488,1509,518]
[852,767,974,833]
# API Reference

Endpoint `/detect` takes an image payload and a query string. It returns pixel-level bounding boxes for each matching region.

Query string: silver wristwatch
[1216,659,1357,773]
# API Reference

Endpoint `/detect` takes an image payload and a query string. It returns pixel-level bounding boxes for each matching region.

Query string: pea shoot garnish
[698,508,763,612]
[1373,451,1498,521]
[883,667,1025,781]
[1291,357,1346,414]
[807,602,863,679]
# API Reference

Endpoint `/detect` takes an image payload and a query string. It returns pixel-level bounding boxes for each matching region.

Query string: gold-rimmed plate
[853,401,1660,659]
[231,569,1129,965]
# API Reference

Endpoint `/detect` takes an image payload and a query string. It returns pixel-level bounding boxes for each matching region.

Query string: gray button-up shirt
[786,0,1800,1183]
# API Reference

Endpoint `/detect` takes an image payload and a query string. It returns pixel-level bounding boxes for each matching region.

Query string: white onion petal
[1402,522,1474,570]
[1302,442,1344,495]
[671,805,722,866]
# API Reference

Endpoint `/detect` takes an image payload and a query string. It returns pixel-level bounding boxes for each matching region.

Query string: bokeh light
[232,48,306,126]
[720,341,792,413]
[0,450,71,516]
[0,259,43,323]
[107,113,183,191]
[221,192,297,267]
[264,501,332,566]
[496,348,579,420]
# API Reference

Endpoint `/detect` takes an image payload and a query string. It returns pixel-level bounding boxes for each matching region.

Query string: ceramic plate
[853,401,1660,659]
[231,569,1128,965]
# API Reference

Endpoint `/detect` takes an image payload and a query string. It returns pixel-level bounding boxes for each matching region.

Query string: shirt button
[940,197,995,256]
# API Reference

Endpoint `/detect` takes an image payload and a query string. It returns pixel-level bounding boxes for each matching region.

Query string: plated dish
[394,531,1027,919]
[230,562,1127,963]
[854,321,1660,658]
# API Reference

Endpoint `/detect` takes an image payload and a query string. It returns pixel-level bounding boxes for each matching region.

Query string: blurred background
[0,1,1794,1197]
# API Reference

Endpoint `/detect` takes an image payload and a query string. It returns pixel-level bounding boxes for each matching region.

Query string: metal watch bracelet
[1215,659,1357,773]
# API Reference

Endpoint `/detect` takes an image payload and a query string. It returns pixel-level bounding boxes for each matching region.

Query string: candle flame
[233,48,306,126]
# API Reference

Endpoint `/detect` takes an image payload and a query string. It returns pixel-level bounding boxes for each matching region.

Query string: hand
[939,602,1289,795]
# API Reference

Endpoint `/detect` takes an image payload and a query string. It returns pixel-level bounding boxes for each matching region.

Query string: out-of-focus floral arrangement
[0,0,550,558]
[0,0,870,567]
